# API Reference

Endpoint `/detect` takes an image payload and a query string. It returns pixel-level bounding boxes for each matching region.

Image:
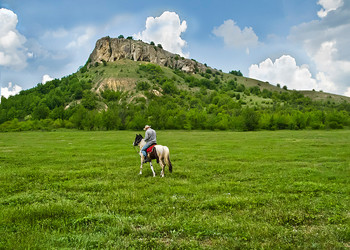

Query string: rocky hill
[0,36,349,131]
[88,37,210,74]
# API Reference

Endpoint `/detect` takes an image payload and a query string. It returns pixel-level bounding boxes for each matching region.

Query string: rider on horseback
[141,125,157,163]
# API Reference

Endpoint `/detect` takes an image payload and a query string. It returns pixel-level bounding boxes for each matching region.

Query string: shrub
[236,84,246,92]
[243,108,259,131]
[162,81,178,95]
[229,70,243,76]
[206,69,212,74]
[136,81,151,91]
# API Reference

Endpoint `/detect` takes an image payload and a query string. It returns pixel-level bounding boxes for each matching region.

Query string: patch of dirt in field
[95,77,136,93]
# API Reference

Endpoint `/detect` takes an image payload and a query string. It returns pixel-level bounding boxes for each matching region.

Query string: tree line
[0,62,349,132]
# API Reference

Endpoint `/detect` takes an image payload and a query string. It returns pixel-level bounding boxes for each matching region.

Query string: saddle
[146,144,159,163]
[146,143,157,153]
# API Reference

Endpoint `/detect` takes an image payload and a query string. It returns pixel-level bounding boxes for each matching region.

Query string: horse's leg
[139,155,144,175]
[149,162,156,177]
[159,160,165,177]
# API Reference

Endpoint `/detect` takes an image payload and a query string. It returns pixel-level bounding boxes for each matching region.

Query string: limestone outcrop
[88,36,211,74]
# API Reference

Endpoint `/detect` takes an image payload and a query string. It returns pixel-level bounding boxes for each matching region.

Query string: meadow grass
[0,130,349,249]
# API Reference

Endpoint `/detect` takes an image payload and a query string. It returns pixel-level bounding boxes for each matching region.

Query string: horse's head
[133,134,143,146]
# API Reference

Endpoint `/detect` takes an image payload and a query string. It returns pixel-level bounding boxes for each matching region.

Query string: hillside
[0,37,349,131]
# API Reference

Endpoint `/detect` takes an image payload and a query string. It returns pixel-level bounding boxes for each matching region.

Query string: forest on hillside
[1,62,349,132]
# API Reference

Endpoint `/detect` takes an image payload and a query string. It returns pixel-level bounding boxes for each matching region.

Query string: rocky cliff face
[88,36,210,74]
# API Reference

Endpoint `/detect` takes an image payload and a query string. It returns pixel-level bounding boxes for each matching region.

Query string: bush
[136,81,151,91]
[236,84,246,92]
[229,70,243,76]
[162,81,178,95]
[243,108,259,131]
[328,121,343,129]
[139,64,163,75]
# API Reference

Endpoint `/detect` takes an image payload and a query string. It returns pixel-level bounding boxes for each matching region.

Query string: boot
[143,156,150,163]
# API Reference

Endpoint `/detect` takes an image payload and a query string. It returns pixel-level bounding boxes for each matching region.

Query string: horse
[133,134,172,177]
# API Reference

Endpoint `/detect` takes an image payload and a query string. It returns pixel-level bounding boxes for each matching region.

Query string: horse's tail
[164,146,172,173]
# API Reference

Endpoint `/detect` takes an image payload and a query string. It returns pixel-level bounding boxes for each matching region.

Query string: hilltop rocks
[88,36,210,74]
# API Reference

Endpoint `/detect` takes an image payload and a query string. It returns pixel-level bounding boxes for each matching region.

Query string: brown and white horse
[133,134,172,177]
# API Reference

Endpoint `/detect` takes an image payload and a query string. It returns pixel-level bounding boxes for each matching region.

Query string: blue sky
[1,0,350,98]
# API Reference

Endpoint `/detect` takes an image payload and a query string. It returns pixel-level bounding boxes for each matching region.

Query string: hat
[143,125,151,130]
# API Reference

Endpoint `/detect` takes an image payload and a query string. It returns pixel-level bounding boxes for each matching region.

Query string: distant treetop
[229,70,243,77]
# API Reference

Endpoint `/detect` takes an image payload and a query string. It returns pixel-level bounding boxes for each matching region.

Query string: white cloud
[0,8,29,69]
[1,82,22,99]
[134,11,188,57]
[212,19,258,53]
[315,72,337,92]
[248,55,339,92]
[317,0,344,18]
[289,1,350,96]
[42,74,54,84]
[313,41,350,75]
[66,26,97,49]
[344,87,350,97]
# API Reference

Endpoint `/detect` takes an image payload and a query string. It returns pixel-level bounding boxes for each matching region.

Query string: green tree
[32,103,50,120]
[229,70,243,76]
[70,105,87,129]
[102,105,121,130]
[50,106,65,120]
[81,90,97,110]
[243,108,259,131]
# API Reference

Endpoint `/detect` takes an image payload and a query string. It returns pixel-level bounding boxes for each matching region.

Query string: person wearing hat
[141,125,157,162]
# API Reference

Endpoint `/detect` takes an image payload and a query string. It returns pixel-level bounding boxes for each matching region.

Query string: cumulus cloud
[42,74,54,84]
[249,54,340,94]
[288,1,350,96]
[248,55,337,92]
[212,19,258,54]
[134,11,188,57]
[0,8,29,69]
[1,82,22,99]
[317,0,344,18]
[344,87,350,97]
[249,54,340,93]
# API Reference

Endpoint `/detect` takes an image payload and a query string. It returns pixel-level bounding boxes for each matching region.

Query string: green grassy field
[0,130,349,249]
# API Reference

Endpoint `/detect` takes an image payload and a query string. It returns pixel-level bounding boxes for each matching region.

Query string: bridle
[132,137,142,155]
